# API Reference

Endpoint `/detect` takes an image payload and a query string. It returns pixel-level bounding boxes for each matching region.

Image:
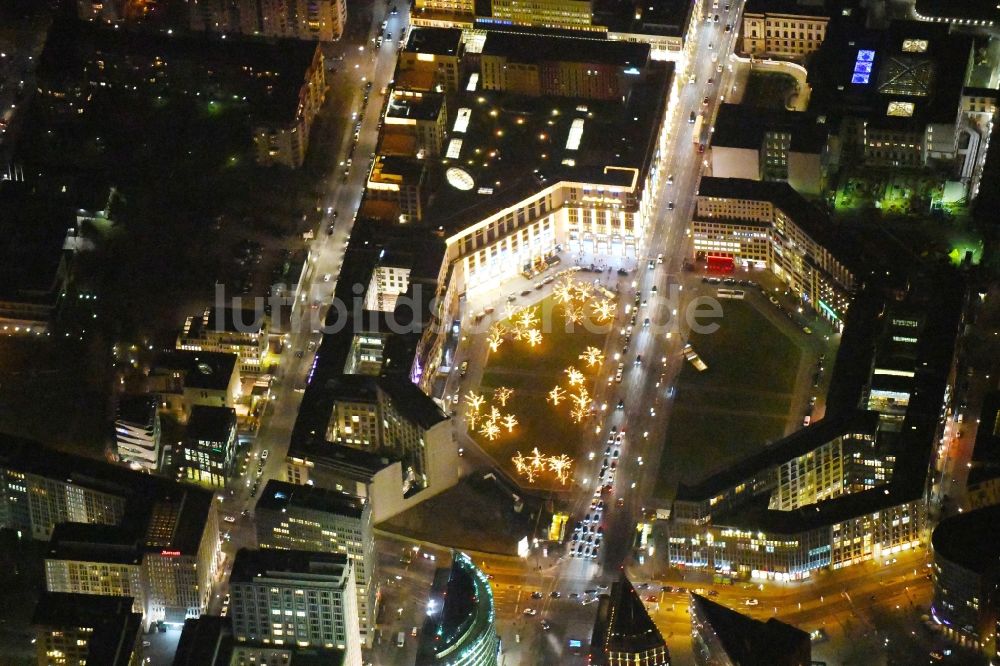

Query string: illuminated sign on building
[851,49,875,84]
[160,550,181,557]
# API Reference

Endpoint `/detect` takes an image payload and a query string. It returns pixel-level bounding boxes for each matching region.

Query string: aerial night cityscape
[1,0,999,664]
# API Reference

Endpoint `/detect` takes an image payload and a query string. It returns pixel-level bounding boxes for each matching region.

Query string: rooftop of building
[593,0,696,36]
[151,349,238,391]
[744,0,838,16]
[386,90,446,122]
[675,410,880,503]
[185,405,236,443]
[931,504,1000,575]
[711,105,829,153]
[46,523,144,564]
[202,306,266,335]
[370,154,427,184]
[914,0,999,21]
[0,181,72,304]
[38,19,320,124]
[32,591,137,627]
[807,19,973,128]
[480,30,650,67]
[968,391,1000,487]
[691,594,810,664]
[33,593,142,666]
[427,60,672,238]
[417,551,496,663]
[286,437,399,479]
[173,616,233,666]
[589,575,666,662]
[255,479,366,518]
[229,548,351,584]
[404,26,464,56]
[115,393,158,426]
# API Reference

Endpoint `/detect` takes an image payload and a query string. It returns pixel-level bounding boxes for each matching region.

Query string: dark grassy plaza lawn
[655,299,804,498]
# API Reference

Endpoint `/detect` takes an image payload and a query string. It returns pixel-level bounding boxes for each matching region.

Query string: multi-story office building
[709,106,829,195]
[384,90,449,158]
[740,0,832,60]
[691,593,811,666]
[256,480,377,646]
[179,406,238,488]
[229,549,361,666]
[364,156,428,223]
[398,28,465,93]
[589,576,670,665]
[32,592,144,666]
[147,350,242,419]
[312,374,455,497]
[178,307,269,376]
[188,0,347,41]
[415,551,500,665]
[45,489,219,627]
[865,309,925,432]
[808,20,977,176]
[489,0,593,29]
[965,392,1000,511]
[37,20,326,169]
[930,504,1000,655]
[0,444,127,541]
[479,32,650,100]
[691,177,857,323]
[43,526,146,616]
[115,394,162,472]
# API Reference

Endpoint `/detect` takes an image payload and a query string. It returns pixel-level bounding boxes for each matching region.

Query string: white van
[397,631,406,647]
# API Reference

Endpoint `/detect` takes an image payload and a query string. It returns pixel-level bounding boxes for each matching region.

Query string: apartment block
[178,307,269,376]
[229,549,362,666]
[741,0,831,59]
[115,394,162,473]
[256,480,376,646]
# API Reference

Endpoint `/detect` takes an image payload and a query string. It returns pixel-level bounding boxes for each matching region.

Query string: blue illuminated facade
[851,49,875,84]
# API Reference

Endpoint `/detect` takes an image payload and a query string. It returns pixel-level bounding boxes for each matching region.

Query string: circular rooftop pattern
[446,167,475,191]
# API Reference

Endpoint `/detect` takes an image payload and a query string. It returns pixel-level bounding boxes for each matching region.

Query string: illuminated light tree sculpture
[580,346,604,368]
[525,329,543,347]
[564,366,585,387]
[592,299,615,324]
[547,386,566,405]
[553,278,575,304]
[548,454,574,485]
[479,420,501,441]
[487,323,506,352]
[501,413,519,433]
[563,305,584,326]
[494,386,513,407]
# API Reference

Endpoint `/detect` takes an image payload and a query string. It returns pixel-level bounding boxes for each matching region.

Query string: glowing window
[901,39,928,53]
[446,167,475,190]
[886,101,914,117]
[446,138,463,159]
[566,119,585,151]
[453,108,471,133]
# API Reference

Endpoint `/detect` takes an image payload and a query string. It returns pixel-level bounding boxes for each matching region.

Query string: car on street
[522,608,537,616]
[459,360,469,376]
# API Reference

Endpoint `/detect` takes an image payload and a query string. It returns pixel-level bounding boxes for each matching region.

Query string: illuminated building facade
[188,0,348,42]
[179,406,238,488]
[740,1,831,60]
[114,394,162,473]
[489,0,593,29]
[177,307,269,376]
[930,505,1000,655]
[147,350,242,418]
[229,549,362,666]
[256,480,377,647]
[692,178,857,324]
[399,28,465,93]
[32,592,143,666]
[415,551,500,665]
